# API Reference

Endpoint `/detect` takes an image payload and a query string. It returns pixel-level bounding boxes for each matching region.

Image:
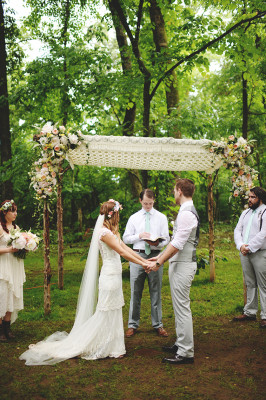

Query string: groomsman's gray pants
[128,250,163,329]
[240,249,266,319]
[169,261,197,358]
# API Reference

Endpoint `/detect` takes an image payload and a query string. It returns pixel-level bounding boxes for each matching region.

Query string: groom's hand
[148,256,159,261]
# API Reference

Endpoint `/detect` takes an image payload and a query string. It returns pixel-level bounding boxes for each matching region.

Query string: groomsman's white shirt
[234,204,266,253]
[123,207,170,250]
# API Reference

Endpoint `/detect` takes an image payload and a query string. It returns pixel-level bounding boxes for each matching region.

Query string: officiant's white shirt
[123,207,170,250]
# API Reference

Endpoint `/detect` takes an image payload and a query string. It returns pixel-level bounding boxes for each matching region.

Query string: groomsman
[148,179,200,365]
[123,189,170,337]
[233,187,266,328]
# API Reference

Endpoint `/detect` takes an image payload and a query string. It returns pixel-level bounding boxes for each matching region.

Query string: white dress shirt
[123,207,170,250]
[234,203,266,253]
[171,200,198,250]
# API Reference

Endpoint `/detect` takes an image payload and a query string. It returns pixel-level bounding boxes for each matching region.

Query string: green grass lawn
[21,223,245,323]
[1,223,265,400]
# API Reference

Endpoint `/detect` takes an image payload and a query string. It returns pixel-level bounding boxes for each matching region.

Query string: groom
[148,179,199,365]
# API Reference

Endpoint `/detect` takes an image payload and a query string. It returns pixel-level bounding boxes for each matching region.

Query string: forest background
[0,0,265,237]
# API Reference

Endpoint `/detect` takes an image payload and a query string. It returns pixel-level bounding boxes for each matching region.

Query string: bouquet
[8,228,40,259]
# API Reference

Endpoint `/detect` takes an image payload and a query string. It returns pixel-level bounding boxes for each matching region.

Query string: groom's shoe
[162,355,194,365]
[125,328,137,337]
[162,344,178,354]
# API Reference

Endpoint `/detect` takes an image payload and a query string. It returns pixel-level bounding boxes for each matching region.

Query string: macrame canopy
[67,135,223,173]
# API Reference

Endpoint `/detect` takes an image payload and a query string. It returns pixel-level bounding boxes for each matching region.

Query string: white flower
[39,137,48,145]
[42,124,53,134]
[51,137,60,147]
[68,134,78,145]
[12,236,27,250]
[60,135,68,145]
[25,239,37,251]
[237,137,246,145]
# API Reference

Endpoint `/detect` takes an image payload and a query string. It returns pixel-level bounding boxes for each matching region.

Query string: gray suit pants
[240,249,266,319]
[128,251,163,329]
[169,261,197,358]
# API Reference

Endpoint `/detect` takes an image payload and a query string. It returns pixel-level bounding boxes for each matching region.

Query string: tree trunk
[109,0,143,193]
[242,72,248,139]
[208,175,215,282]
[149,0,180,134]
[57,166,64,290]
[61,0,71,125]
[43,201,52,315]
[78,207,83,231]
[0,1,13,198]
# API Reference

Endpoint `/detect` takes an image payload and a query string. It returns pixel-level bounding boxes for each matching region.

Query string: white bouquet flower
[8,228,40,259]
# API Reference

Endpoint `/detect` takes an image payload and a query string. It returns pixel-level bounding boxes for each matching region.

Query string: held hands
[240,244,249,256]
[143,255,160,273]
[142,261,155,273]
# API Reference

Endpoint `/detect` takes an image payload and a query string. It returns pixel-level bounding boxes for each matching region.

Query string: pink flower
[53,129,59,135]
[54,145,60,152]
[228,135,235,141]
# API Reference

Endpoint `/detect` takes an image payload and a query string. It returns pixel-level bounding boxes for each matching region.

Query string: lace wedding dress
[20,222,126,365]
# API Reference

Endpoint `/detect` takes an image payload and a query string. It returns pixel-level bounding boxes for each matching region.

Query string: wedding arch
[35,132,254,314]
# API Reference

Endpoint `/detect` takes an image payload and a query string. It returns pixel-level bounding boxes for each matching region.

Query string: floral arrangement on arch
[209,135,257,199]
[30,124,88,200]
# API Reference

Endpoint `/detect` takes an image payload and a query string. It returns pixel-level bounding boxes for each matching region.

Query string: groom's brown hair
[175,179,195,198]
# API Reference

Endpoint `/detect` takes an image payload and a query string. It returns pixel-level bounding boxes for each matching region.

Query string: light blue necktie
[244,210,256,243]
[145,212,151,255]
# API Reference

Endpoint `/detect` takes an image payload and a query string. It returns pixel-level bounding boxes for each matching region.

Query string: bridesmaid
[0,200,26,341]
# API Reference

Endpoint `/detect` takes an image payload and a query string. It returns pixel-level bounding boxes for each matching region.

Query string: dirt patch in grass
[0,316,265,400]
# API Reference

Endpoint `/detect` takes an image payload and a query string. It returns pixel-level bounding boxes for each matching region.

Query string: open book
[141,236,166,244]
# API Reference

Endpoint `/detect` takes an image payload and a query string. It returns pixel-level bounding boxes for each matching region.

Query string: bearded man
[233,186,266,328]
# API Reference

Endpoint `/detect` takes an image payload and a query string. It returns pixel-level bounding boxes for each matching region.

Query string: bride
[20,200,149,365]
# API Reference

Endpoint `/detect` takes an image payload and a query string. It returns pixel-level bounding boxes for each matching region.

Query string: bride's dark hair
[100,201,120,234]
[0,200,17,233]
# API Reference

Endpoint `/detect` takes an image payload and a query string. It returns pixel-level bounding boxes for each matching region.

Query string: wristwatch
[156,261,161,268]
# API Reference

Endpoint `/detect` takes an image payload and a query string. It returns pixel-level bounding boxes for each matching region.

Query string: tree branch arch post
[208,174,215,282]
[43,201,52,315]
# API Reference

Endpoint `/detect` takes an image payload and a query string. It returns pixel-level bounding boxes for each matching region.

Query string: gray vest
[170,204,200,263]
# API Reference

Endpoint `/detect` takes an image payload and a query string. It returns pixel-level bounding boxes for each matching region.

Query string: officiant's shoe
[156,327,168,337]
[162,344,178,354]
[125,328,137,337]
[233,314,256,322]
[162,355,194,365]
[260,319,266,329]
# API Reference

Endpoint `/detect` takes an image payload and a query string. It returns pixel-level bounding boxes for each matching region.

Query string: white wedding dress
[20,223,126,365]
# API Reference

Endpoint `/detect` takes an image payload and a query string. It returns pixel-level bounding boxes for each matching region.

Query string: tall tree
[0,0,12,198]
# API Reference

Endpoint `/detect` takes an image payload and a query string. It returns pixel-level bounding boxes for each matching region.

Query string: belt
[134,249,146,253]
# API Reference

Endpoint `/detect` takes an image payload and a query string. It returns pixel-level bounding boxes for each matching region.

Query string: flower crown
[0,200,15,212]
[107,199,123,218]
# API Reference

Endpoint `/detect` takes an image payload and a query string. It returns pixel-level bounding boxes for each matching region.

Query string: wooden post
[208,174,215,282]
[57,164,64,290]
[43,201,52,315]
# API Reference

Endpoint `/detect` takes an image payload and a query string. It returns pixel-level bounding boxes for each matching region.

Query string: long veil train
[19,214,112,365]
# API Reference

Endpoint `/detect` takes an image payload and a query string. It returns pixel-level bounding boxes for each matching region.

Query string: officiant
[123,189,170,338]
